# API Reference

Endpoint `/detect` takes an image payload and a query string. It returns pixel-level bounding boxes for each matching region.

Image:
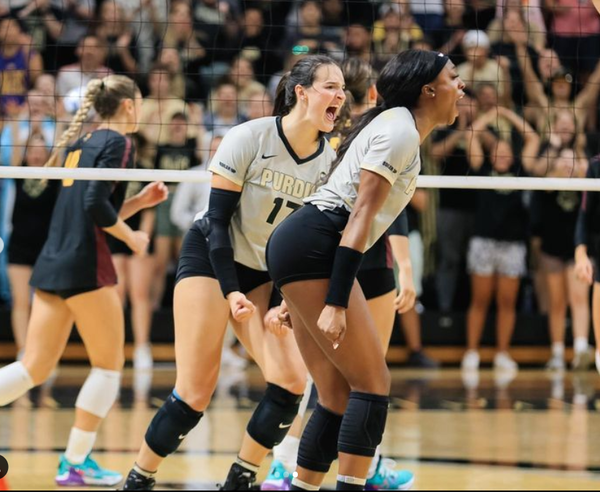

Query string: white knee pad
[75,368,121,418]
[0,362,34,406]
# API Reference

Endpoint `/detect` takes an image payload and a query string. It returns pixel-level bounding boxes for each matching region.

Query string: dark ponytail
[333,50,449,169]
[272,54,340,117]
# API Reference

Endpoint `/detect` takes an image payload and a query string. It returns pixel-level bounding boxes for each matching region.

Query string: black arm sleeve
[575,159,600,247]
[387,210,409,237]
[84,137,131,228]
[198,188,242,297]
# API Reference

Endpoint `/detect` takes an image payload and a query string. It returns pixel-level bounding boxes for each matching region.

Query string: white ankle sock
[367,445,382,479]
[574,337,589,354]
[0,362,34,406]
[551,342,565,358]
[273,435,300,472]
[65,428,97,465]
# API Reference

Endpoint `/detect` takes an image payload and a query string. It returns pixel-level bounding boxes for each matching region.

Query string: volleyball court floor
[1,366,599,490]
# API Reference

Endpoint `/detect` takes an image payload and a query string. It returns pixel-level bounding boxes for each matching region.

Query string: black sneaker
[121,469,156,490]
[407,350,440,369]
[219,463,257,490]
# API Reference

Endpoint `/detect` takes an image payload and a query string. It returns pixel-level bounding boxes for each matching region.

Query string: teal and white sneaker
[260,460,292,491]
[366,458,415,491]
[55,454,123,487]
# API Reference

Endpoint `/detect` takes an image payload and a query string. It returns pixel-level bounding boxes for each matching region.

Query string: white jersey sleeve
[361,116,421,185]
[208,124,259,186]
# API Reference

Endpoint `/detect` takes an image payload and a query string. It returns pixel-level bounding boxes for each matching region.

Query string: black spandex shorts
[267,204,350,290]
[357,268,396,301]
[176,220,271,295]
[8,242,42,267]
[39,286,100,300]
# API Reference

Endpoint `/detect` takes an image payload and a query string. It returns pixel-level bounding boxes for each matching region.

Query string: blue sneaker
[55,454,123,487]
[366,458,415,490]
[261,460,292,491]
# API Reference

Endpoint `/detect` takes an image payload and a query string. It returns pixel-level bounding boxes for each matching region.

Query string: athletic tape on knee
[0,362,34,406]
[75,368,121,418]
[145,392,203,458]
[338,392,389,457]
[297,404,343,473]
[246,383,302,449]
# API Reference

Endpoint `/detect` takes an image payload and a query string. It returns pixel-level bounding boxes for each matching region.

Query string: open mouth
[325,106,339,123]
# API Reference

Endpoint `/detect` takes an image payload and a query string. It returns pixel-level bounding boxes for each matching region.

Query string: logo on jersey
[219,161,236,174]
[262,153,277,159]
[382,161,398,174]
[260,169,316,199]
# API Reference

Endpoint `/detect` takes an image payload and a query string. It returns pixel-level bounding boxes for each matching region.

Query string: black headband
[428,52,449,83]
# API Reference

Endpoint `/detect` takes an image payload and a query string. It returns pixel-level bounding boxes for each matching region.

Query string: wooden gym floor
[0,366,599,490]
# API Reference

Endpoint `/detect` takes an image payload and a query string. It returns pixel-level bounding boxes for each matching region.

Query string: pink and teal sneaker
[261,460,292,491]
[55,454,123,487]
[366,458,415,490]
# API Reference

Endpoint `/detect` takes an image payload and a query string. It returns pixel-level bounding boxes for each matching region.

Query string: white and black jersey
[200,116,335,271]
[307,107,421,250]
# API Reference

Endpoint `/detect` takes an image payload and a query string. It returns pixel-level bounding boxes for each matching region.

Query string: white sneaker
[494,352,518,371]
[133,344,153,370]
[461,350,480,371]
[546,354,565,371]
[572,349,593,371]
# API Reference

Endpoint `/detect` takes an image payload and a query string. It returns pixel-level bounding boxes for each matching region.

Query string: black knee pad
[338,392,389,457]
[145,392,203,458]
[297,404,343,473]
[246,383,302,449]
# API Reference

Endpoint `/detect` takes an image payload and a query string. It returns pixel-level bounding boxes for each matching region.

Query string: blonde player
[0,75,168,486]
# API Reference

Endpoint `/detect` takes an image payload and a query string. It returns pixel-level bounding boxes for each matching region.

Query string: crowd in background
[0,0,599,369]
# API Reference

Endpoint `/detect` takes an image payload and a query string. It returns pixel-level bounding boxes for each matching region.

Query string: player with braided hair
[0,75,168,487]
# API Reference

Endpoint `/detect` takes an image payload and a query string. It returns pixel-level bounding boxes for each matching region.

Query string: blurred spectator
[237,7,283,84]
[517,44,600,134]
[155,48,186,100]
[456,30,512,108]
[204,80,245,133]
[373,2,423,69]
[159,0,208,100]
[438,0,466,63]
[530,148,592,371]
[227,55,266,115]
[109,133,157,370]
[431,93,478,314]
[345,22,373,62]
[13,0,96,68]
[115,0,168,72]
[545,0,600,82]
[283,0,343,54]
[245,89,273,120]
[7,133,58,358]
[488,9,541,108]
[473,82,515,144]
[55,34,112,97]
[488,0,545,52]
[171,134,223,233]
[138,63,205,152]
[535,110,587,176]
[152,112,201,309]
[94,1,138,75]
[462,107,540,371]
[0,17,43,118]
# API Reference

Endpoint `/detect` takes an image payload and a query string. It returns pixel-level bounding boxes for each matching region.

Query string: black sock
[336,480,364,490]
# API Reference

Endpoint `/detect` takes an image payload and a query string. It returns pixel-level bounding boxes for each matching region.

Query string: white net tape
[0,167,599,191]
